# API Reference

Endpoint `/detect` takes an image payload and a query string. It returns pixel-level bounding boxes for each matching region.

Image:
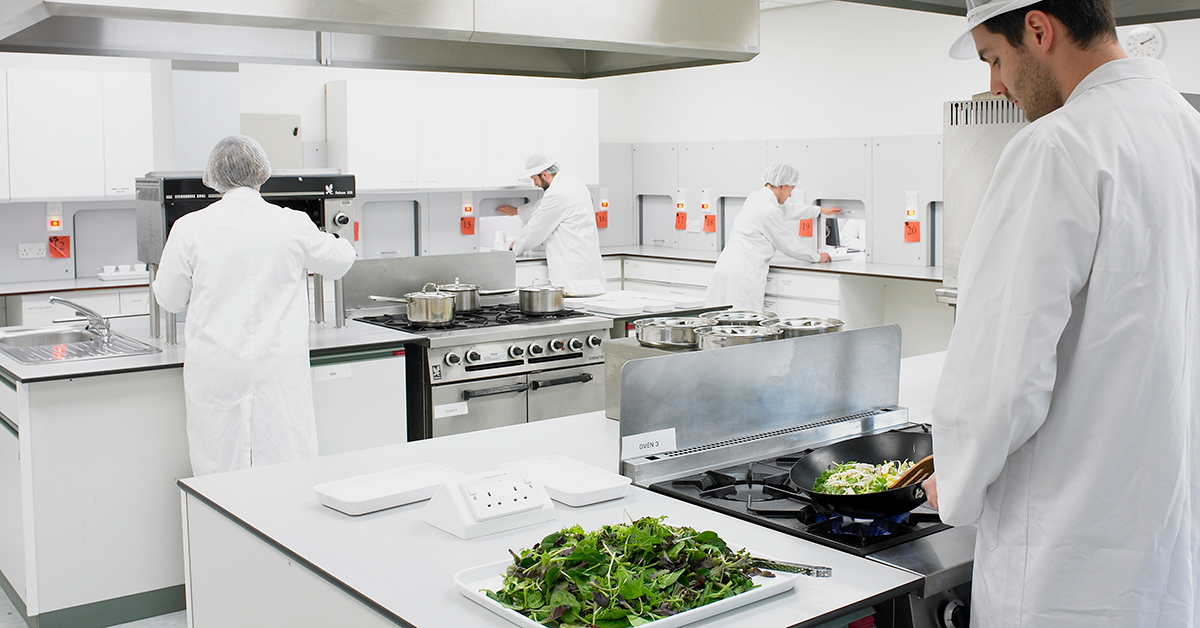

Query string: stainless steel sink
[0,325,162,365]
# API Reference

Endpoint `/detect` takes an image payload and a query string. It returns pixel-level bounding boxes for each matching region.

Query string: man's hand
[820,206,842,216]
[923,473,939,510]
[509,241,515,251]
[497,205,518,216]
[819,253,832,263]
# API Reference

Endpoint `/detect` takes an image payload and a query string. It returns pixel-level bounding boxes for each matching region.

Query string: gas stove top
[358,303,589,334]
[649,426,950,557]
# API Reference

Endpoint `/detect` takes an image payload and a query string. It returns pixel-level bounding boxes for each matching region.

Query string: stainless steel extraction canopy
[839,0,1200,24]
[0,0,760,79]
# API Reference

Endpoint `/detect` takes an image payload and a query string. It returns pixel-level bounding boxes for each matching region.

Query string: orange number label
[702,214,717,232]
[460,216,475,235]
[798,219,813,238]
[675,212,688,230]
[49,236,71,258]
[595,211,608,229]
[904,221,920,242]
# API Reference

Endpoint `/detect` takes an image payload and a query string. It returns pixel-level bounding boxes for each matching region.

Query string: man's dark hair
[983,0,1117,50]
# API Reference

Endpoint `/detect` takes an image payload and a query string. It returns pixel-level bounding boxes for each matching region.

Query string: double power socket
[18,242,47,259]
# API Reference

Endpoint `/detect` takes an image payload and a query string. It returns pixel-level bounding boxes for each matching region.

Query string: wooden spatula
[889,455,934,490]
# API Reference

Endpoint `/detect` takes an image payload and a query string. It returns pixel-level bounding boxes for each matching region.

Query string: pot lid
[437,277,479,292]
[634,316,709,330]
[695,325,782,340]
[700,310,780,325]
[520,277,563,292]
[405,282,452,300]
[774,317,844,331]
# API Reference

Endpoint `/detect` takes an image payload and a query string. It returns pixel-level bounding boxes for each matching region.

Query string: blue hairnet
[203,135,271,193]
[762,163,799,187]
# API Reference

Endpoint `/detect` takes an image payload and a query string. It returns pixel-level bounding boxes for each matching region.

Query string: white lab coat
[511,171,605,289]
[932,59,1200,627]
[705,187,821,310]
[154,187,356,476]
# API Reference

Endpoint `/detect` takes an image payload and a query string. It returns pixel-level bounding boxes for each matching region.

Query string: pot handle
[531,277,551,286]
[478,288,517,296]
[422,282,438,293]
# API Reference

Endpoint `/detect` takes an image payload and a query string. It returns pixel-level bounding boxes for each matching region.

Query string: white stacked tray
[314,463,465,516]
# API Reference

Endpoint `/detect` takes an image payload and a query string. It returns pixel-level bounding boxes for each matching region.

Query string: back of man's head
[983,0,1117,51]
[204,135,272,193]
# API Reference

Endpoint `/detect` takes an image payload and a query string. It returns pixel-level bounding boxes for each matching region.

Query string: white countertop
[515,246,943,283]
[0,315,425,383]
[0,276,150,297]
[180,412,922,628]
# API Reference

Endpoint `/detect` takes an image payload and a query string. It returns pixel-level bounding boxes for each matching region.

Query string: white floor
[0,589,186,628]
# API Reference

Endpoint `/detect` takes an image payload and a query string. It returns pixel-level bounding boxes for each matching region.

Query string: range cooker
[358,303,610,440]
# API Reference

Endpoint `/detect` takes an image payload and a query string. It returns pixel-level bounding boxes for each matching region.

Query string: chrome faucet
[48,297,112,342]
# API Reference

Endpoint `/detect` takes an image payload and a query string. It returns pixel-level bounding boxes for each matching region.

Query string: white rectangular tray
[314,463,465,516]
[456,552,798,628]
[583,299,644,316]
[499,455,631,507]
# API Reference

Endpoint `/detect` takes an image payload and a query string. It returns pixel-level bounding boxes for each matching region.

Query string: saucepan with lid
[772,317,845,339]
[518,277,565,315]
[370,283,456,326]
[436,278,481,313]
[633,317,709,348]
[699,310,780,327]
[694,325,782,350]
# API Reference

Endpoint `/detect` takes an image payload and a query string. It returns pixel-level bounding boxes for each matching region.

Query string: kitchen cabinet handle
[530,372,593,391]
[461,382,529,400]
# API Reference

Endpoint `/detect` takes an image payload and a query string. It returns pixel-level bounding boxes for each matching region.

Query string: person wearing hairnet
[922,0,1200,625]
[705,163,841,310]
[153,135,356,477]
[496,155,605,290]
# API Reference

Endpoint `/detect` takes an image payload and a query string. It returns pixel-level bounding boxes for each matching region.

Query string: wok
[788,431,933,519]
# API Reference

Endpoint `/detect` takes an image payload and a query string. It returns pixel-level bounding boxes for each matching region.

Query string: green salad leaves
[484,516,770,627]
[812,460,914,495]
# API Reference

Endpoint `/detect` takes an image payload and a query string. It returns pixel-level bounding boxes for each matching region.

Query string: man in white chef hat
[924,0,1200,626]
[497,155,605,292]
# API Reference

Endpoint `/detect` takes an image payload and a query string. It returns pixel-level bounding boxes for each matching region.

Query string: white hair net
[524,154,557,177]
[203,135,272,193]
[762,163,800,187]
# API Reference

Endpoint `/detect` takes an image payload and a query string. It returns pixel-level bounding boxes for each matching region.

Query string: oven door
[431,374,528,437]
[527,364,605,422]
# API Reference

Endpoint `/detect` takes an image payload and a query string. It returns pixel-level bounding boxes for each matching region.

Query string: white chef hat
[949,0,1044,60]
[524,154,557,177]
[762,163,800,187]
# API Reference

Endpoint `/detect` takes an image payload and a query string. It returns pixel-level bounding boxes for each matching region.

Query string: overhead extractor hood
[0,0,761,79]
[838,0,1200,24]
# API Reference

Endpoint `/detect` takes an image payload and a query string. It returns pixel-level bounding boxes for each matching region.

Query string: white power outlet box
[423,469,554,539]
[18,243,47,259]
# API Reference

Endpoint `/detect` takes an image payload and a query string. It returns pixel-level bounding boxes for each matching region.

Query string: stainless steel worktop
[0,315,425,384]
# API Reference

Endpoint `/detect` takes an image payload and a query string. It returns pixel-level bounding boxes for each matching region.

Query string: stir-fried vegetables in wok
[483,516,772,627]
[812,460,915,495]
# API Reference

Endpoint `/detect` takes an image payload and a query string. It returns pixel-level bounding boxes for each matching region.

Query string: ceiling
[760,0,1200,24]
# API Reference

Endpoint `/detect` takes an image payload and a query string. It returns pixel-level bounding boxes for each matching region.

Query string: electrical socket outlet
[460,472,544,521]
[18,243,47,259]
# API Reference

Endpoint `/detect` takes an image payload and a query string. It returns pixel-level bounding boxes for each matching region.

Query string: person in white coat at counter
[924,0,1200,625]
[705,163,841,311]
[497,155,605,290]
[154,136,357,476]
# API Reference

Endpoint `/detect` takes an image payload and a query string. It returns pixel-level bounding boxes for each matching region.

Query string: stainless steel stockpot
[695,325,782,350]
[699,310,780,327]
[518,277,565,315]
[404,283,456,326]
[633,317,709,348]
[772,317,845,338]
[436,277,480,313]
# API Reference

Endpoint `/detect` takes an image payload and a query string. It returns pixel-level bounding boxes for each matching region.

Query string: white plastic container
[314,463,465,516]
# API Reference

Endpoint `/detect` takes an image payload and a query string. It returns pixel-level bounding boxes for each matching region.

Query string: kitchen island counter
[178,411,922,628]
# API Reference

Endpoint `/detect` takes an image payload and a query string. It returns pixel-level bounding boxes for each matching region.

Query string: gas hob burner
[357,303,588,334]
[670,465,794,504]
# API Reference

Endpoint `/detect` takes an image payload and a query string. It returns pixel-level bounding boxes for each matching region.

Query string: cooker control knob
[508,345,525,359]
[587,334,603,348]
[332,212,351,227]
[444,352,461,366]
[464,349,482,365]
[549,338,566,352]
[941,599,969,628]
[568,337,584,352]
[528,343,545,356]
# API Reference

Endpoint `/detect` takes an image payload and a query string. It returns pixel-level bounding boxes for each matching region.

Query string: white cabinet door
[602,258,622,281]
[0,69,8,202]
[623,258,670,283]
[119,289,150,315]
[669,261,713,288]
[480,87,598,188]
[416,89,482,189]
[515,261,549,285]
[765,270,841,301]
[0,420,24,608]
[763,295,841,319]
[326,80,419,191]
[102,71,154,197]
[8,69,106,199]
[311,355,407,456]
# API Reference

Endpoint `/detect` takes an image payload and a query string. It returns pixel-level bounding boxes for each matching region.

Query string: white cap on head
[762,163,800,187]
[949,0,1044,60]
[524,154,556,177]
